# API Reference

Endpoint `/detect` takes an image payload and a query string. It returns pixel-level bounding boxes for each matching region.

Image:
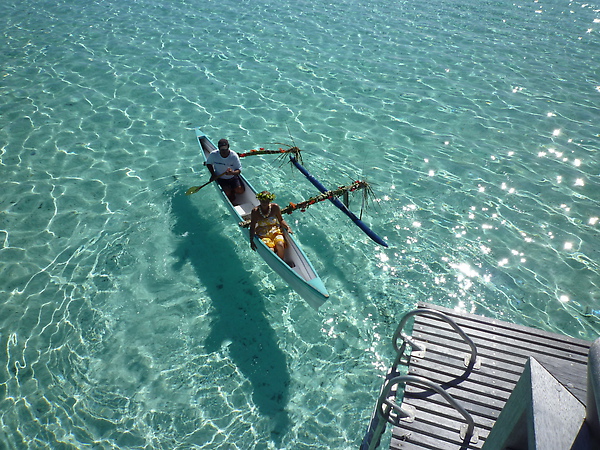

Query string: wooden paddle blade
[185,179,213,195]
[185,186,201,196]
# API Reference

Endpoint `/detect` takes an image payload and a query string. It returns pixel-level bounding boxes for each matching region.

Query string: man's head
[217,139,230,156]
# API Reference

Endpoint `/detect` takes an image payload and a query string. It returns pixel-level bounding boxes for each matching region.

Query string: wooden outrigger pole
[238,146,303,165]
[289,156,388,247]
[239,180,369,228]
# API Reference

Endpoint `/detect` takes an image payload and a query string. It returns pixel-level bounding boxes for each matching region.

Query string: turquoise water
[1,0,599,448]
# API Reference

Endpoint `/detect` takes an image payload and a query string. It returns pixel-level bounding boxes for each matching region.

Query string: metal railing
[392,308,480,370]
[361,308,480,450]
[373,375,478,450]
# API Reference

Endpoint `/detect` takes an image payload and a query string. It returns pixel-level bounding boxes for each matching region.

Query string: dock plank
[388,302,593,450]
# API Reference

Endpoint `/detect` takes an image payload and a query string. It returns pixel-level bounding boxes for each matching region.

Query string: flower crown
[256,191,276,202]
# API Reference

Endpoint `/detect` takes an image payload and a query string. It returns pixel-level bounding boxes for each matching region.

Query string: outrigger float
[188,128,386,308]
[289,156,388,247]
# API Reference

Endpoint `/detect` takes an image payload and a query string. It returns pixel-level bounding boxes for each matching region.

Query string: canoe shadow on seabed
[168,187,291,444]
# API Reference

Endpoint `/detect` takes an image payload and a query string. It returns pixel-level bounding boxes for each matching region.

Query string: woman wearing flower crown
[249,191,293,264]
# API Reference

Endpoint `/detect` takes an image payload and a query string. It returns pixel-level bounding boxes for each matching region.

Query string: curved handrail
[392,308,478,368]
[377,375,476,441]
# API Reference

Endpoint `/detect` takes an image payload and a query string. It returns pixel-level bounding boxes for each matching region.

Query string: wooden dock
[389,302,593,449]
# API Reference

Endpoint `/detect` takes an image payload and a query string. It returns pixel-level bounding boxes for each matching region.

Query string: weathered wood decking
[390,302,593,449]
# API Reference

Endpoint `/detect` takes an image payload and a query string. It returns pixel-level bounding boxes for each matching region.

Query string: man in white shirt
[206,138,245,203]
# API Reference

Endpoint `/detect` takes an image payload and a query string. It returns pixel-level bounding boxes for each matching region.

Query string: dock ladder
[361,308,481,450]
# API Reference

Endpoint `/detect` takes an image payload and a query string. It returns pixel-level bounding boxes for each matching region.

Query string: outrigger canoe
[195,128,329,310]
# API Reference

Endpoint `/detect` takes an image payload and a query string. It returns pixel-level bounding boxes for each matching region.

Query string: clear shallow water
[1,0,599,448]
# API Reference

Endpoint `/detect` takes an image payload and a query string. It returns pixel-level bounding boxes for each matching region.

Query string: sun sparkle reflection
[451,262,479,278]
[377,252,389,263]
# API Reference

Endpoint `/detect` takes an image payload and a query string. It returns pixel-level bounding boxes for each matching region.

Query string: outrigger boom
[290,156,388,247]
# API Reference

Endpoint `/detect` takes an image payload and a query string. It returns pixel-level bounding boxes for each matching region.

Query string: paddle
[185,172,225,196]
